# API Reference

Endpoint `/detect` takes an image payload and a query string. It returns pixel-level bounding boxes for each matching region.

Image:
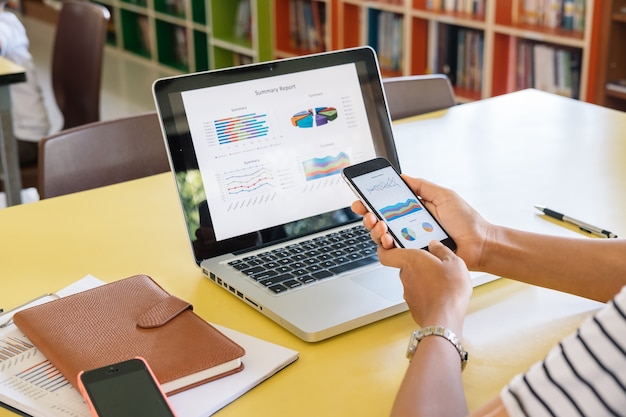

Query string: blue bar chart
[214,113,269,144]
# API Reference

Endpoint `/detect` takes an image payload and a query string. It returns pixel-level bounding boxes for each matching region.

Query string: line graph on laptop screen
[218,164,284,212]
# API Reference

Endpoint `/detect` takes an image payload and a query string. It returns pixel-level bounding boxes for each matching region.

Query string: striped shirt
[501,285,626,417]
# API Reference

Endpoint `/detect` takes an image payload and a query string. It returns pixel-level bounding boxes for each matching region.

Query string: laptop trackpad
[351,269,403,302]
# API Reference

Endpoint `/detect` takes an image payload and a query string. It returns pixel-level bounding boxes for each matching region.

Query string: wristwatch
[406,325,468,370]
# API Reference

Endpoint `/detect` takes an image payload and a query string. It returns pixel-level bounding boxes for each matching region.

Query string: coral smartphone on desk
[77,357,178,417]
[342,157,456,251]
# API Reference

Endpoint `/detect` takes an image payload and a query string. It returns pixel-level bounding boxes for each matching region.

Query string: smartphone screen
[78,358,177,417]
[343,158,456,251]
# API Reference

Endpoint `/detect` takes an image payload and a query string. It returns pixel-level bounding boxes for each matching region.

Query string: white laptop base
[203,250,498,342]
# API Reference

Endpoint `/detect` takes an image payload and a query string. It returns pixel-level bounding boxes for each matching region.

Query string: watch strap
[406,325,468,370]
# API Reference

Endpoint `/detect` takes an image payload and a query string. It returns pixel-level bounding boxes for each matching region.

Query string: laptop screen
[153,47,399,263]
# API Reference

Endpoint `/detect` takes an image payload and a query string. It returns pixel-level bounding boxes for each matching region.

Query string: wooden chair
[52,0,111,130]
[38,112,171,199]
[382,74,456,120]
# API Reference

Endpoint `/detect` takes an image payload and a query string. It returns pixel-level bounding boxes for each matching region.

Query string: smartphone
[77,357,178,417]
[342,157,456,251]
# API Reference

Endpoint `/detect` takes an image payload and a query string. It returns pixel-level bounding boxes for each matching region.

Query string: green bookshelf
[91,0,272,74]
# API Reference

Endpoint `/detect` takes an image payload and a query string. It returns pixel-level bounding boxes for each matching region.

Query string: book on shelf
[427,0,486,16]
[233,53,254,66]
[137,15,152,57]
[0,275,299,417]
[288,0,327,53]
[520,0,586,32]
[369,10,403,74]
[234,0,252,41]
[372,0,403,5]
[434,23,483,94]
[456,28,483,92]
[506,35,518,92]
[164,0,186,17]
[13,274,245,396]
[173,25,188,68]
[513,40,581,99]
[435,23,458,85]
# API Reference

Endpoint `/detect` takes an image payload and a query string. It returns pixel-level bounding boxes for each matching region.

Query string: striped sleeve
[501,285,626,417]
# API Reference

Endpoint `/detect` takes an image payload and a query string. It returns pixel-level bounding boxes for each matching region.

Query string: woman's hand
[351,175,492,271]
[380,240,472,328]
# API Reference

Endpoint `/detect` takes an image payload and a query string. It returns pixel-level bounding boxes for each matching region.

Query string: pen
[535,205,618,238]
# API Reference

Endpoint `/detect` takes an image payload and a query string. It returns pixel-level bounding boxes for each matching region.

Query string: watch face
[406,331,419,359]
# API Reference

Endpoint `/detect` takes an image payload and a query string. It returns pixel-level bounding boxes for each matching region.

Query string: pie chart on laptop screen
[291,107,338,128]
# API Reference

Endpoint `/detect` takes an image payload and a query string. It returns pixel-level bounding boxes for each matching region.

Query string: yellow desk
[1,89,624,416]
[0,56,26,206]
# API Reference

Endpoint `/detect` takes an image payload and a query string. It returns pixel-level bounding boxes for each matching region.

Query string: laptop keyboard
[227,225,379,294]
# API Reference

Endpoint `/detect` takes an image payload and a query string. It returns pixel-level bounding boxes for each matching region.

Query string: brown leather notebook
[13,274,245,395]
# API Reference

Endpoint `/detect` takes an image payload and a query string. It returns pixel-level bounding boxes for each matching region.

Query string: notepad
[13,274,245,395]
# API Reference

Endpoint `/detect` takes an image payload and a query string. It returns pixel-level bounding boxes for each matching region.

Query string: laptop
[152,46,495,342]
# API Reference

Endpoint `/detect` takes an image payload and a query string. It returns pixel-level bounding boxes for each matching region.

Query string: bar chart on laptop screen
[206,112,270,145]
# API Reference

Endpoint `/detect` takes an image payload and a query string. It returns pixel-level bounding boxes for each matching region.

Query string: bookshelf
[595,0,626,112]
[23,0,604,105]
[88,0,272,73]
[331,0,600,102]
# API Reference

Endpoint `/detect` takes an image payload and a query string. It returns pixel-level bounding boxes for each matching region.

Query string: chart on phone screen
[352,166,449,249]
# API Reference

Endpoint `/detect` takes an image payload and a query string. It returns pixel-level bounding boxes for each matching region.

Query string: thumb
[377,246,421,269]
[427,240,456,262]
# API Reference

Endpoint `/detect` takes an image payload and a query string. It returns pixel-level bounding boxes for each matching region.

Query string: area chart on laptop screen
[302,152,350,181]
